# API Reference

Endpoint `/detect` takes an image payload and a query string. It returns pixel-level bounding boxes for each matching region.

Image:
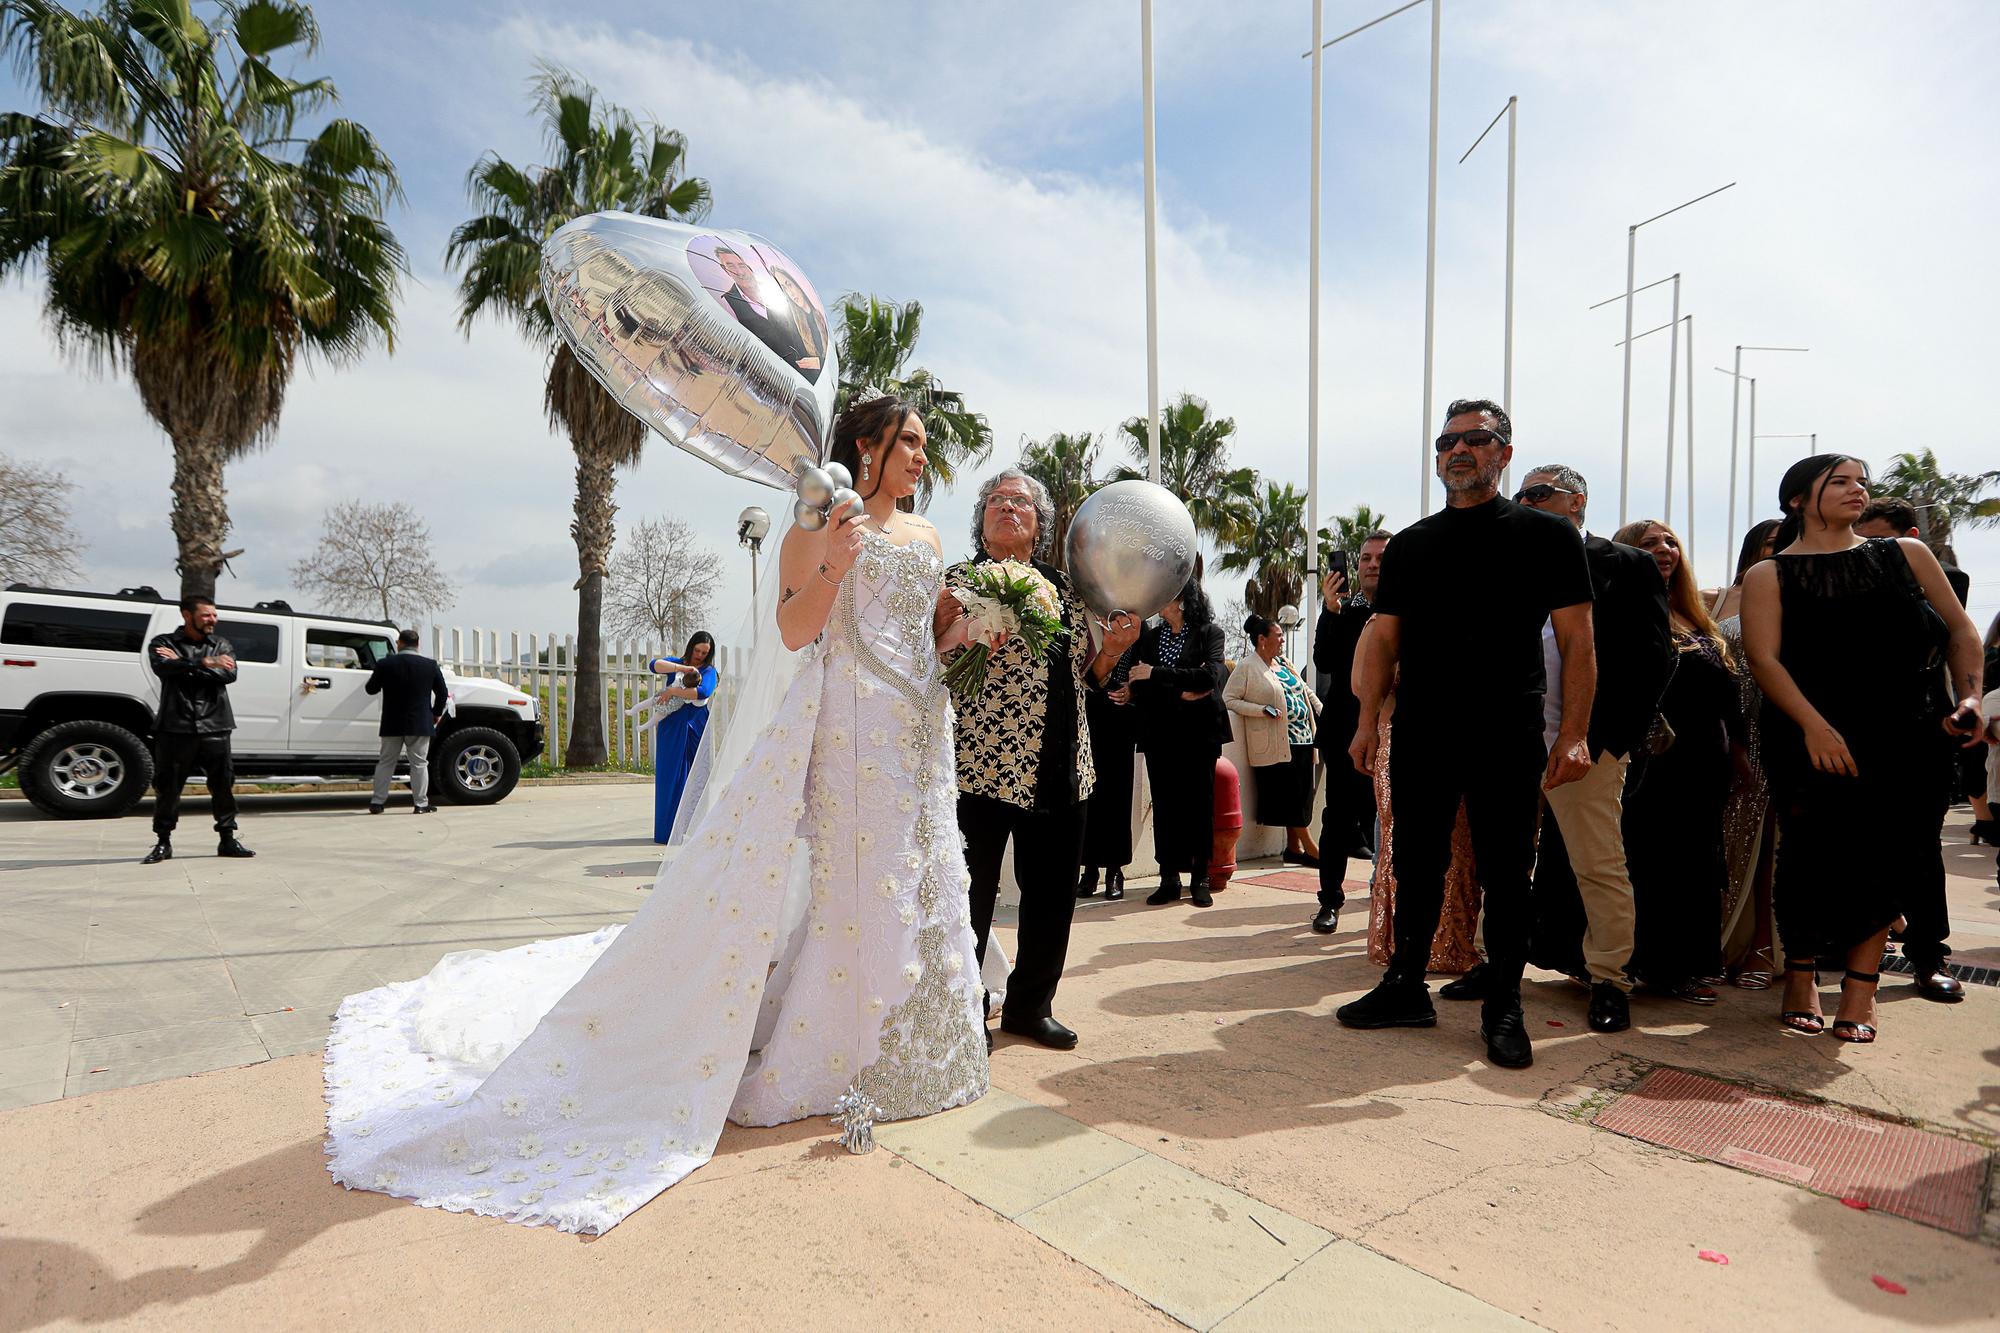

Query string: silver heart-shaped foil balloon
[1065,480,1199,621]
[540,213,841,490]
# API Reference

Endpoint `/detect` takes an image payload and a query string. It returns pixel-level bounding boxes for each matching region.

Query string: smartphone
[1326,550,1349,583]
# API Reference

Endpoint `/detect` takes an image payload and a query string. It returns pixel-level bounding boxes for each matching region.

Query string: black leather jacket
[149,630,238,734]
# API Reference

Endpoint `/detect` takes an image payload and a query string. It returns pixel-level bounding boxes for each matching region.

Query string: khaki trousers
[1543,750,1636,991]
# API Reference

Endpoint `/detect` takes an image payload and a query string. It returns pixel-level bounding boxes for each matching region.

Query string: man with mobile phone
[1310,531,1390,933]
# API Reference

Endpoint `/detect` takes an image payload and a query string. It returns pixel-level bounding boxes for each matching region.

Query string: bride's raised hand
[821,503,866,579]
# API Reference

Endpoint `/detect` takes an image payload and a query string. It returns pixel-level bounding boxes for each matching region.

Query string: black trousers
[960,792,1085,1022]
[152,732,238,836]
[1145,744,1218,879]
[1317,752,1374,910]
[1387,722,1545,999]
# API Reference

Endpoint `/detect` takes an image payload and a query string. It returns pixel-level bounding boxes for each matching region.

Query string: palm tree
[1218,480,1308,620]
[1112,393,1256,544]
[835,294,991,507]
[1318,503,1392,571]
[0,0,404,600]
[445,66,710,766]
[1017,431,1099,570]
[1875,448,2000,566]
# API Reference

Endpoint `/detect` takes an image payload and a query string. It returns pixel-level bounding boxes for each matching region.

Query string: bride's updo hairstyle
[829,395,918,513]
[1772,453,1867,553]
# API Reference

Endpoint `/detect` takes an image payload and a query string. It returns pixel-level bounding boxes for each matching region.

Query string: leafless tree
[290,501,455,622]
[605,514,721,647]
[0,453,85,585]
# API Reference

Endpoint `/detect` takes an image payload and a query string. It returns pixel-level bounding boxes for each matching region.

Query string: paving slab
[1214,1239,1536,1332]
[874,1085,1146,1218]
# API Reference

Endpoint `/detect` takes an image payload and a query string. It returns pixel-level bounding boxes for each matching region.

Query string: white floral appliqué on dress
[324,531,988,1233]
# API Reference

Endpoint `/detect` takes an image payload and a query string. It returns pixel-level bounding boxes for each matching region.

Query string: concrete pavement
[2,786,1996,1329]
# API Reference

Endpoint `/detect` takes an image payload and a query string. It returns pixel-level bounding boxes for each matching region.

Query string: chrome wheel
[454,742,504,793]
[51,743,125,801]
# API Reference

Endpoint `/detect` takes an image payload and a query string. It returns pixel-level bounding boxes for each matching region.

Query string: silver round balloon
[824,461,853,492]
[792,498,828,532]
[795,465,835,510]
[1065,480,1198,620]
[827,487,863,523]
[540,213,840,490]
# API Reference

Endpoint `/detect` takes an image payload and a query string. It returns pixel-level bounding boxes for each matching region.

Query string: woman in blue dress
[646,632,717,842]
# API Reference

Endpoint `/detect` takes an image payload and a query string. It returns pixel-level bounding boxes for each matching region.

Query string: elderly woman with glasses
[939,469,1140,1051]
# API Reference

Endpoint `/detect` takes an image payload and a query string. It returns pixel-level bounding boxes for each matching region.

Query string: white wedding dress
[324,530,990,1233]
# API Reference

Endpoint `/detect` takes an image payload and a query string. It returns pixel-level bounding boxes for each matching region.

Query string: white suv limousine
[0,584,543,818]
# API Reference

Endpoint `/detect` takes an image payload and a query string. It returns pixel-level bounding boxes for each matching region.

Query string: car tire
[19,720,155,819]
[430,726,521,806]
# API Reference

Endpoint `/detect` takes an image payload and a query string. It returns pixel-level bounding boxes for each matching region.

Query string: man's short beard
[1440,458,1503,493]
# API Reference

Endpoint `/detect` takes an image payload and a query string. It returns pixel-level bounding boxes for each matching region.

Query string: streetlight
[1751,432,1817,515]
[1598,272,1684,530]
[1616,182,1735,524]
[737,505,771,621]
[1721,345,1808,558]
[1459,94,1517,492]
[1141,0,1161,483]
[1612,307,1696,562]
[1305,0,1442,517]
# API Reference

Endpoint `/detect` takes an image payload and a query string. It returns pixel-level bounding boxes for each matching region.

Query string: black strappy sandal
[1830,969,1879,1044]
[1779,959,1824,1036]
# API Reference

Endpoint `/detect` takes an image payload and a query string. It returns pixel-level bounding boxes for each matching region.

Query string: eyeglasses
[1434,429,1505,454]
[1514,483,1575,503]
[985,495,1037,512]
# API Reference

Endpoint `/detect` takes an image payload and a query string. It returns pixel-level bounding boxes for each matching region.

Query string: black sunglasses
[1434,429,1505,454]
[1514,483,1575,503]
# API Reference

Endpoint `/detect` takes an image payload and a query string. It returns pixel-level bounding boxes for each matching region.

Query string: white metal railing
[430,626,740,769]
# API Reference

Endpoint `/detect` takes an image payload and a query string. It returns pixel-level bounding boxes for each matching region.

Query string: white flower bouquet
[942,559,1065,703]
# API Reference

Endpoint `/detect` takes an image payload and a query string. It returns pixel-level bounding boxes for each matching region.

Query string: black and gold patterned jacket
[945,557,1097,811]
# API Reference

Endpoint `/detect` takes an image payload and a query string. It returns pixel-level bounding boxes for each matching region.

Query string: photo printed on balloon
[688,234,830,384]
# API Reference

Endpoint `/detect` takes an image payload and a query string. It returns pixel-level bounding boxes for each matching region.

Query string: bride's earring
[860,451,871,484]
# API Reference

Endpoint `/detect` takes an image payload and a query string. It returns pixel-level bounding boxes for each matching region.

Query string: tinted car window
[1,603,152,652]
[215,620,282,664]
[307,628,393,670]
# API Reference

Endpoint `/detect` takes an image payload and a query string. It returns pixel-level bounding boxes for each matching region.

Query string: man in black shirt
[143,595,255,863]
[1335,399,1595,1069]
[1309,530,1388,933]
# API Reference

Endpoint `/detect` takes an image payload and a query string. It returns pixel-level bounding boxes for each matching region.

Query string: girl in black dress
[1613,519,1745,1005]
[1128,577,1229,908]
[1077,647,1137,901]
[1741,455,1984,1043]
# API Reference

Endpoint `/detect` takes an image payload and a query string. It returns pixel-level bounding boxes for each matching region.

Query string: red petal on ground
[1546,1020,1565,1027]
[1840,1197,1869,1210]
[1697,1250,1729,1265]
[1871,1276,1906,1295]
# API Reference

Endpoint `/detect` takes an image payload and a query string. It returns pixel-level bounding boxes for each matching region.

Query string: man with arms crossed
[1336,400,1595,1069]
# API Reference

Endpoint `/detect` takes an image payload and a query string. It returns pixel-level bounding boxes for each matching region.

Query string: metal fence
[430,626,741,769]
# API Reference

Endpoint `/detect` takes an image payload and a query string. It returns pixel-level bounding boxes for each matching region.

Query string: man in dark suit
[713,245,806,367]
[365,628,450,814]
[1308,530,1389,933]
[1854,495,1971,1002]
[1493,464,1673,1033]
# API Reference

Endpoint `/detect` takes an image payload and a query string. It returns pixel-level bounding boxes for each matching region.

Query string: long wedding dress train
[324,531,989,1233]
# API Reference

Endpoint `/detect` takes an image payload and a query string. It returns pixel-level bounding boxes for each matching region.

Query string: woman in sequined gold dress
[1359,623,1481,973]
[1710,519,1783,987]
[323,398,990,1234]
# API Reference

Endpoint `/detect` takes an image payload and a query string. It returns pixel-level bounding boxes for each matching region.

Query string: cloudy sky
[3,0,1996,645]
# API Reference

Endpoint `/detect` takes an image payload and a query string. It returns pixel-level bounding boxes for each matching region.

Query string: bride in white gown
[324,400,990,1234]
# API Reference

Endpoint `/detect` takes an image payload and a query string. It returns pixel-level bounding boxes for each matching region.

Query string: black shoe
[1282,850,1322,868]
[1587,982,1630,1033]
[1438,961,1492,1001]
[413,804,434,815]
[999,1016,1078,1050]
[1911,966,1965,1003]
[1104,868,1125,901]
[1189,877,1213,908]
[1480,1005,1534,1068]
[1335,979,1436,1029]
[141,840,172,865]
[1146,875,1183,906]
[217,836,256,858]
[1346,845,1376,862]
[367,803,384,815]
[1076,867,1100,899]
[1311,906,1340,935]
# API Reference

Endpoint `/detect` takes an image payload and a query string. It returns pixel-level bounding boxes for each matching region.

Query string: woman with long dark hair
[1129,574,1229,907]
[1612,519,1743,1004]
[1712,519,1783,986]
[1742,455,1984,1043]
[646,631,718,843]
[768,266,829,380]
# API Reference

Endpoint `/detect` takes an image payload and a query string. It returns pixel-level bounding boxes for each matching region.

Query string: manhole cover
[1592,1068,1991,1235]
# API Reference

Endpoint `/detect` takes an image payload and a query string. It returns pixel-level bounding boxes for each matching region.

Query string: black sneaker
[1336,979,1436,1029]
[367,804,384,815]
[1438,961,1493,1001]
[1480,1004,1534,1068]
